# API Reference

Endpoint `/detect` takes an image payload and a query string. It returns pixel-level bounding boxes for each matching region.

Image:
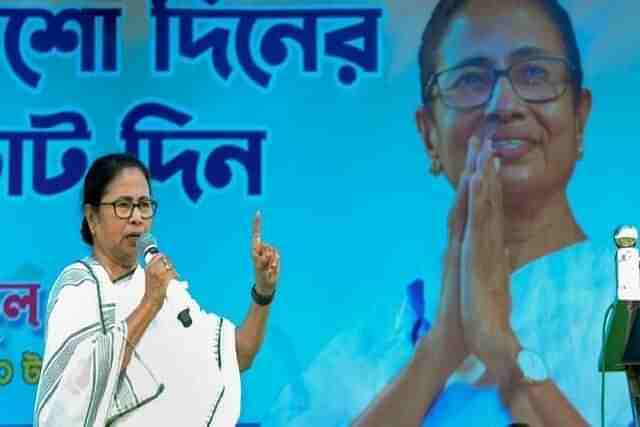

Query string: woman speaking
[34,153,281,426]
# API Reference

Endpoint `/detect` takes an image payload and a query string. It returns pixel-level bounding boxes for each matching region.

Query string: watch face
[517,350,548,382]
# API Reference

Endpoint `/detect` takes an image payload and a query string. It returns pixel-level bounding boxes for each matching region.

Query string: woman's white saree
[34,257,241,426]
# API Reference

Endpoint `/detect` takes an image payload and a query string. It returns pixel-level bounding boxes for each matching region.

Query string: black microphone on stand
[136,232,192,328]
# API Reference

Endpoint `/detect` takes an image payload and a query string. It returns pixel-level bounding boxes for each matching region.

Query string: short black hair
[418,0,583,107]
[81,153,151,245]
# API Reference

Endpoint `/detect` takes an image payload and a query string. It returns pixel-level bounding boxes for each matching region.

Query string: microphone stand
[601,226,640,427]
[624,302,640,426]
[600,300,640,426]
[626,365,640,426]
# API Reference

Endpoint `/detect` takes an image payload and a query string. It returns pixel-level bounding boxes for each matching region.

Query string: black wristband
[251,284,275,306]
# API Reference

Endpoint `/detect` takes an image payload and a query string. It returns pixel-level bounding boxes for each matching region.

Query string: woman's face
[417,0,592,202]
[87,167,152,267]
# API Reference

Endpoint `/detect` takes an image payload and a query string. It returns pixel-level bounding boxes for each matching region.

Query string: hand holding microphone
[137,232,193,327]
[142,250,176,306]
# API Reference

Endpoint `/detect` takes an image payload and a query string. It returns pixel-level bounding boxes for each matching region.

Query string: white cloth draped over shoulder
[33,257,241,427]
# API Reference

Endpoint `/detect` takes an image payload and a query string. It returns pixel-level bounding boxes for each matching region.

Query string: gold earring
[430,158,443,176]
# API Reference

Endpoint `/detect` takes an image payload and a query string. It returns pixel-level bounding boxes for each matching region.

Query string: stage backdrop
[0,0,639,425]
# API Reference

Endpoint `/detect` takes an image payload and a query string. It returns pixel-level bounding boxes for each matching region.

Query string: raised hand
[432,153,472,365]
[460,133,519,385]
[251,211,281,295]
[143,254,177,308]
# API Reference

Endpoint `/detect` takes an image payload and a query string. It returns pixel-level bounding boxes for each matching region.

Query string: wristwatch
[251,284,275,305]
[516,349,548,384]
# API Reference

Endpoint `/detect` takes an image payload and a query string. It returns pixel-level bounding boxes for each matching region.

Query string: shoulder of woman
[46,260,99,318]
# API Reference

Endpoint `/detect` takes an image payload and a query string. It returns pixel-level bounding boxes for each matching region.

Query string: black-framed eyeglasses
[424,57,575,111]
[99,197,158,219]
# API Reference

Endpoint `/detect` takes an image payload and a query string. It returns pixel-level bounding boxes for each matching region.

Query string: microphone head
[136,232,158,265]
[615,225,638,248]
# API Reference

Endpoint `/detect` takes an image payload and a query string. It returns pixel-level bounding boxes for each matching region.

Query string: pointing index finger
[252,210,262,249]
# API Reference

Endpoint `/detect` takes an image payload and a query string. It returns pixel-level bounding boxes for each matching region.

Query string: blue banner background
[1,0,639,425]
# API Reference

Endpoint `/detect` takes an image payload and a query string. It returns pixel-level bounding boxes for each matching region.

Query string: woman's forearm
[235,296,272,371]
[351,327,465,427]
[486,336,588,426]
[506,379,588,426]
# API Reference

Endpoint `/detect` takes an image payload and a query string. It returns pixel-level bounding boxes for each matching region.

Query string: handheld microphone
[136,232,193,327]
